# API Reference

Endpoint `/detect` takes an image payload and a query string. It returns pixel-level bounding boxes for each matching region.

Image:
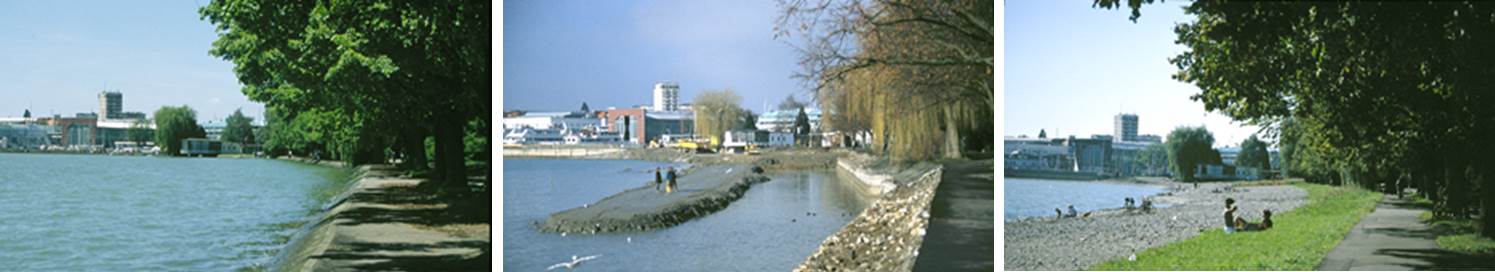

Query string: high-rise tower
[652,82,679,112]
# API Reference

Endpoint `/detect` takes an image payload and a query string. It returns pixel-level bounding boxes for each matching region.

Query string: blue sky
[1005,0,1261,147]
[0,1,259,123]
[503,0,805,114]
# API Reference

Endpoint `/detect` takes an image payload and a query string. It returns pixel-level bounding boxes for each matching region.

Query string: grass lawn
[1091,182,1382,270]
[1418,209,1495,255]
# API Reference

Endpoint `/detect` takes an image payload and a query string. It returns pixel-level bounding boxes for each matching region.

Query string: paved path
[539,163,765,233]
[912,160,994,271]
[1317,196,1495,270]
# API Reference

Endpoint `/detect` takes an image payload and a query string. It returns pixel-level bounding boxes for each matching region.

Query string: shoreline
[1003,181,1308,270]
[272,164,490,270]
[795,154,944,271]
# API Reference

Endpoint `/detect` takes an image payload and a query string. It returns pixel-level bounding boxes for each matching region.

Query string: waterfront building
[767,132,795,147]
[1114,113,1138,142]
[1068,136,1112,173]
[99,91,122,119]
[652,82,680,112]
[501,111,603,131]
[755,108,821,132]
[0,122,55,149]
[1004,137,1073,171]
[598,108,693,145]
[203,120,226,140]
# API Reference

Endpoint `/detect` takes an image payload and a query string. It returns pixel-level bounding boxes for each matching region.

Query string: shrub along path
[1316,196,1495,270]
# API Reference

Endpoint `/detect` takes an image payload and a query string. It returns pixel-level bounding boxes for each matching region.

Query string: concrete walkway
[1317,196,1495,270]
[912,160,994,271]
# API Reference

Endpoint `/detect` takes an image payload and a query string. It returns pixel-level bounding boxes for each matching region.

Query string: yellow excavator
[675,136,719,154]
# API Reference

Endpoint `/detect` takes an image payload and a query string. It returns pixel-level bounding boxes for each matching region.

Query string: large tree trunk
[433,111,467,195]
[1478,164,1495,239]
[1444,152,1470,219]
[942,104,961,159]
[400,126,429,172]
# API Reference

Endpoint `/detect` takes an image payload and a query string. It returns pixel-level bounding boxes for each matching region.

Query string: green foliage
[1092,183,1382,270]
[1238,134,1270,169]
[1165,126,1215,182]
[153,105,205,156]
[1436,234,1495,255]
[221,109,256,144]
[126,119,153,144]
[795,107,812,135]
[1135,143,1170,176]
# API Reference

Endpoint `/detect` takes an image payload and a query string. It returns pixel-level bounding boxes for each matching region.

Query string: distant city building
[755,108,821,132]
[1136,134,1162,143]
[501,111,602,131]
[652,82,680,112]
[99,91,122,120]
[1114,113,1138,142]
[598,108,693,145]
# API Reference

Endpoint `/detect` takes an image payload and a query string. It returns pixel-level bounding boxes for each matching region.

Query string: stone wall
[796,161,943,272]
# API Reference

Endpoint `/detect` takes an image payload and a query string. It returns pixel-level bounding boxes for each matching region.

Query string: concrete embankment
[796,155,944,272]
[538,163,769,233]
[273,164,489,271]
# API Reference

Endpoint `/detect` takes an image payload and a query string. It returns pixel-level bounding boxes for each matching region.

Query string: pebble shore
[1004,182,1308,270]
[795,158,943,272]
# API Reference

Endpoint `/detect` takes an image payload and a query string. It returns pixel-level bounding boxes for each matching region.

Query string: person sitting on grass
[1234,210,1274,231]
[1224,198,1239,233]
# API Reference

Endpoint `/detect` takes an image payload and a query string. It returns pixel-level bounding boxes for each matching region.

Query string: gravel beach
[1004,182,1308,270]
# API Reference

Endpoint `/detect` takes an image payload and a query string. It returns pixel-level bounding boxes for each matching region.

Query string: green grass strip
[1091,183,1382,270]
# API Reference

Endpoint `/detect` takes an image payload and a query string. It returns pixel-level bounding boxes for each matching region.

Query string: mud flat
[796,155,944,272]
[537,163,770,233]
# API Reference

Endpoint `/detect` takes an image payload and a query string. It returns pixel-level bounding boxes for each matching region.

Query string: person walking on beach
[665,167,678,193]
[654,167,664,191]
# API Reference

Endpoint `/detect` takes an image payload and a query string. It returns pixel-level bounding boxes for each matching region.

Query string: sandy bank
[1003,182,1307,270]
[273,165,489,271]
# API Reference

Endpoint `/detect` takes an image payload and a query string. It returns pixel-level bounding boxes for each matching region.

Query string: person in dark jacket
[654,167,663,191]
[665,167,678,193]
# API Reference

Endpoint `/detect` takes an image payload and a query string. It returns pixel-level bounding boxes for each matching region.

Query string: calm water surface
[0,153,350,271]
[503,159,869,271]
[1004,177,1167,220]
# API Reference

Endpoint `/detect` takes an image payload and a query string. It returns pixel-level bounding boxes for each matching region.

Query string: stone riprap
[795,161,943,272]
[537,163,769,234]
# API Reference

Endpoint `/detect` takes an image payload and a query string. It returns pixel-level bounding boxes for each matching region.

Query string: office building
[652,82,680,112]
[1114,113,1138,142]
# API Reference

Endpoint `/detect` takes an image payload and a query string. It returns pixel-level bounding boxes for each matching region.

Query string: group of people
[1123,197,1153,212]
[1223,198,1274,233]
[1054,205,1092,219]
[654,167,678,193]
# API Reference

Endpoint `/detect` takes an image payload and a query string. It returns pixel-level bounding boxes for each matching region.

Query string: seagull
[726,168,733,174]
[627,237,632,243]
[548,255,601,270]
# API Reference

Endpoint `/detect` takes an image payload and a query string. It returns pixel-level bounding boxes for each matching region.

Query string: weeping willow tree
[692,89,745,142]
[784,0,994,161]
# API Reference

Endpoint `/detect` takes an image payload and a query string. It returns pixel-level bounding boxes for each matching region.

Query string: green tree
[1166,126,1215,183]
[1038,129,1047,139]
[221,109,256,144]
[1237,134,1270,170]
[126,119,153,145]
[153,105,205,156]
[1094,1,1495,237]
[202,0,490,191]
[1134,144,1169,176]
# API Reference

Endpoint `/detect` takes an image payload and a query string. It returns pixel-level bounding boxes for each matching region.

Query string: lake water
[503,159,869,271]
[1004,177,1167,221]
[0,153,350,271]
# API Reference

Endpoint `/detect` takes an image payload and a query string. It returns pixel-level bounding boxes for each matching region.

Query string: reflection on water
[503,159,869,271]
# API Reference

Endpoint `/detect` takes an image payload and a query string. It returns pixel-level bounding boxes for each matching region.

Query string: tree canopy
[778,0,994,160]
[692,90,745,142]
[221,109,255,144]
[1165,126,1215,183]
[153,105,204,156]
[1237,134,1269,170]
[1097,0,1495,238]
[201,0,491,191]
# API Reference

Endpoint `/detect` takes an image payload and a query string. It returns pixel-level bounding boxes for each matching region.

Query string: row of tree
[1102,0,1495,238]
[776,0,994,161]
[200,0,490,195]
